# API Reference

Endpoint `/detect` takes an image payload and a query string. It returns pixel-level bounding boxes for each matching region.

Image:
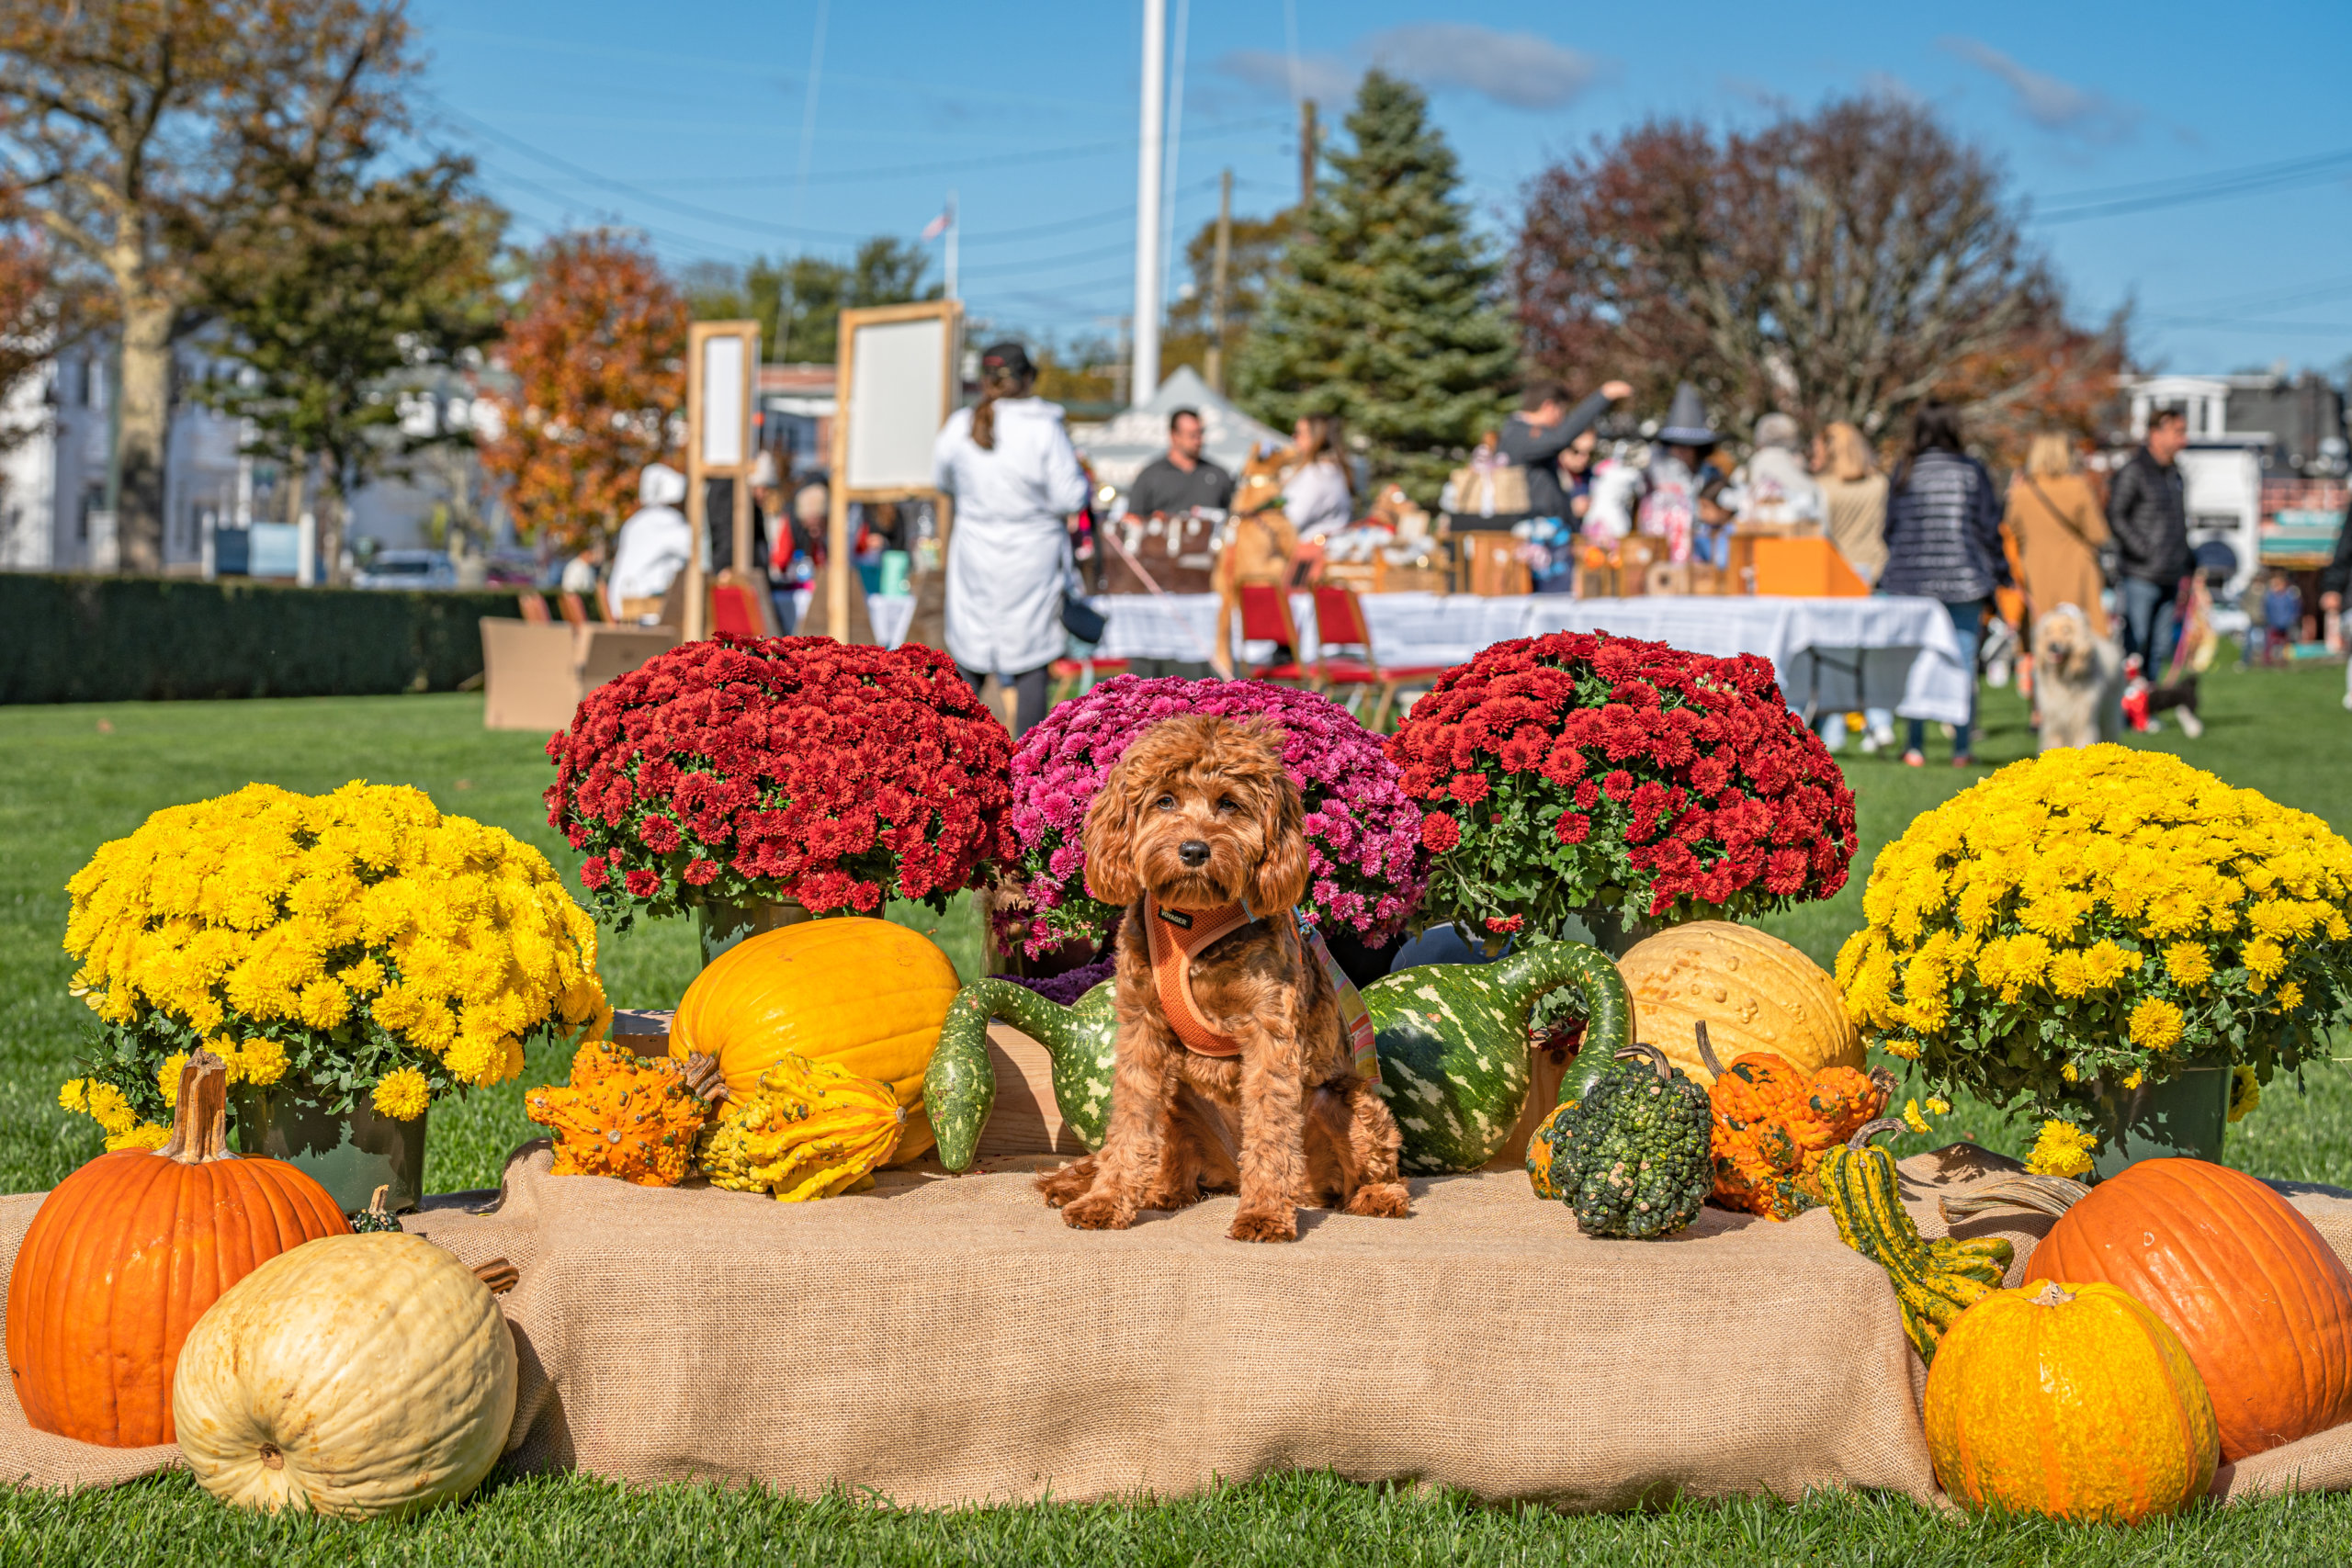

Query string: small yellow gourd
[697,1053,906,1201]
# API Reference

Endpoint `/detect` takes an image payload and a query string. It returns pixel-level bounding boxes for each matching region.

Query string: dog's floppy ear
[1248,751,1311,917]
[1081,758,1144,908]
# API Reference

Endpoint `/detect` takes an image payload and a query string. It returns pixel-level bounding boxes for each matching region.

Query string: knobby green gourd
[923,938,1632,1174]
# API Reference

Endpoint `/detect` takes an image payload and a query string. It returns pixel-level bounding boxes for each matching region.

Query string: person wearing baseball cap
[931,340,1091,734]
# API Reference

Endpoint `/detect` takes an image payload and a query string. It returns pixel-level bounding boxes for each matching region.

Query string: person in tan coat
[2005,434,2109,637]
[1812,423,1888,586]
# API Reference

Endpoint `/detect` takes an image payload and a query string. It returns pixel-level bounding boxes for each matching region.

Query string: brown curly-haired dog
[1035,713,1410,1242]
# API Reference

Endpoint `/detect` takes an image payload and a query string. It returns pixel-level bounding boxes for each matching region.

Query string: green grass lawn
[6,657,2352,1561]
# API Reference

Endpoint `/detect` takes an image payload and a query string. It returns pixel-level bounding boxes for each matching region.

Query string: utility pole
[1205,167,1232,394]
[1130,0,1166,408]
[1299,98,1318,209]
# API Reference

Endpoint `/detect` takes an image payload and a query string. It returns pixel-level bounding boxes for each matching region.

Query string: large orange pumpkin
[671,917,959,1162]
[6,1053,348,1446]
[2022,1157,2352,1462]
[1926,1280,2218,1521]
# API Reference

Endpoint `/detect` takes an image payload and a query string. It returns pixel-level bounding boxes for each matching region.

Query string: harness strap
[1145,894,1261,1057]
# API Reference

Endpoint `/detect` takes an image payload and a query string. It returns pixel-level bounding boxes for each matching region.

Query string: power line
[2035,148,2352,223]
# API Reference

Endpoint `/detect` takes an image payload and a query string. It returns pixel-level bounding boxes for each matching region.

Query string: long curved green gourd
[923,938,1631,1175]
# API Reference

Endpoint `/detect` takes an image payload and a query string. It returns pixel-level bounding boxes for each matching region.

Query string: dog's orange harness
[1145,895,1259,1057]
[1143,894,1381,1082]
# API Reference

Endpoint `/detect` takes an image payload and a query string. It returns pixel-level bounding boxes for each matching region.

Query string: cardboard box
[481,619,682,732]
[1751,536,1869,598]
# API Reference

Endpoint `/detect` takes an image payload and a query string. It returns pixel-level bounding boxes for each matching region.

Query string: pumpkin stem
[2030,1280,2075,1307]
[471,1257,520,1295]
[1868,1066,1898,1100]
[1938,1173,2091,1225]
[160,1050,234,1164]
[1693,1021,1724,1079]
[680,1051,731,1107]
[1616,1043,1672,1082]
[1848,1116,1905,1150]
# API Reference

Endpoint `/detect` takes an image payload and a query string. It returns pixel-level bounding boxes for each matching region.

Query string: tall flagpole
[1130,0,1165,409]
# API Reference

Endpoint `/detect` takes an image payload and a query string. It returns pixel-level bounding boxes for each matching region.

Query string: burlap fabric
[8,1054,2352,1506]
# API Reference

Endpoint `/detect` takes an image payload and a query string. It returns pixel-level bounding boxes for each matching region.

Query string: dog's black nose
[1178,840,1211,867]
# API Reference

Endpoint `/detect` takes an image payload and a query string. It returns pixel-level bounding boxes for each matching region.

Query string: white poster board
[699,335,747,468]
[844,315,951,491]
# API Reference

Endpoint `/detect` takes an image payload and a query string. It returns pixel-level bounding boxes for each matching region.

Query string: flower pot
[694,898,811,968]
[232,1081,429,1215]
[2086,1055,2230,1180]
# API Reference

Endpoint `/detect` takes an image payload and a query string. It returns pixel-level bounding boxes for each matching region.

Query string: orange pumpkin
[6,1053,348,1446]
[671,917,959,1162]
[2022,1156,2352,1462]
[1926,1280,2218,1522]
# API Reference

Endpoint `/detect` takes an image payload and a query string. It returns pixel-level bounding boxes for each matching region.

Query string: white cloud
[1939,37,2140,143]
[1215,23,1603,113]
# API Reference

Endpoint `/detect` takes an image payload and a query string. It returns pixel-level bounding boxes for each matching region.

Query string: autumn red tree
[480,231,688,552]
[1513,96,2121,455]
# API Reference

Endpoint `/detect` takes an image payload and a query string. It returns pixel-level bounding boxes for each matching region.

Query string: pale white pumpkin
[1616,920,1863,1088]
[173,1232,516,1518]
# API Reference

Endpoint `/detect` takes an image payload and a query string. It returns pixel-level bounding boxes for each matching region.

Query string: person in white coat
[933,341,1089,735]
[1283,412,1355,540]
[606,462,693,619]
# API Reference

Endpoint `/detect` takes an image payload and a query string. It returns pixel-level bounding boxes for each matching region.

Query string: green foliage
[684,238,941,363]
[1234,71,1517,498]
[193,156,505,485]
[0,576,520,704]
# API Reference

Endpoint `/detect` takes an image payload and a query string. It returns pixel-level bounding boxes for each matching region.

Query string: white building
[0,341,490,578]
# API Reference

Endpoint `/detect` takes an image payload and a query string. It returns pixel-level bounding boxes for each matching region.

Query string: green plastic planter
[2086,1055,2230,1180]
[233,1082,428,1215]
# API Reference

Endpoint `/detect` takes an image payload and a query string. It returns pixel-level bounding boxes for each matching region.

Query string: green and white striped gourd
[922,938,1631,1175]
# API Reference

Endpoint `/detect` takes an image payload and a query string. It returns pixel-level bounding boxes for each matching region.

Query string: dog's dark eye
[1216,796,1238,814]
[1155,795,1176,811]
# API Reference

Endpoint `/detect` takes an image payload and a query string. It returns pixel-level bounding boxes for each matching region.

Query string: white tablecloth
[1085,592,1972,724]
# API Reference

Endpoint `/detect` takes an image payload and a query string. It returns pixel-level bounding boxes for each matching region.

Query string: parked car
[351,550,457,590]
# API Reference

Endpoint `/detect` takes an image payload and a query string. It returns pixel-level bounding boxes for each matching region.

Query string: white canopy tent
[1068,366,1285,495]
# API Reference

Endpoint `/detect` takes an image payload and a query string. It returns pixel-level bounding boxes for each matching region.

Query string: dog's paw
[1034,1159,1098,1208]
[1061,1192,1134,1231]
[1227,1205,1297,1244]
[1344,1182,1411,1219]
[1140,1182,1204,1212]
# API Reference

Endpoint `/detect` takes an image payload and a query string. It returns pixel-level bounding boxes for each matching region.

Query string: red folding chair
[516,592,552,624]
[1310,584,1453,728]
[1236,584,1313,684]
[558,591,592,627]
[709,582,765,638]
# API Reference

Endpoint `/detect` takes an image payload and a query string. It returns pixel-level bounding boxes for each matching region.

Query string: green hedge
[0,575,526,704]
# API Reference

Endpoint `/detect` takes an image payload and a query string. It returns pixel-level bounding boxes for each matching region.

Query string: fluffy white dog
[2033,604,2120,751]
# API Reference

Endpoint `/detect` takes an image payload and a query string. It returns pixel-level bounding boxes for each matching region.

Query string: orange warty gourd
[2022,1156,2352,1462]
[1615,921,1862,1089]
[6,1053,348,1446]
[1926,1280,2218,1522]
[671,917,959,1162]
[1697,1024,1894,1221]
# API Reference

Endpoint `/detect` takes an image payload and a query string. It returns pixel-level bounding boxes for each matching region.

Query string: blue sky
[413,0,2352,378]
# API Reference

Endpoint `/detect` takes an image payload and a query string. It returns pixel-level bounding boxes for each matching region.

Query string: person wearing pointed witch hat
[1633,383,1735,566]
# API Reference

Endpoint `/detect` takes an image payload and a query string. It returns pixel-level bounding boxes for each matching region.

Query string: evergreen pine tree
[1235,71,1517,499]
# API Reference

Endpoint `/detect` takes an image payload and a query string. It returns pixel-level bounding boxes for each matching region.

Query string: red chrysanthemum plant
[1389,631,1857,953]
[545,636,1016,935]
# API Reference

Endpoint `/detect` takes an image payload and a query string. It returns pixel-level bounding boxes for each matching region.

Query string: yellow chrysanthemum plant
[1837,746,2352,1168]
[59,782,609,1150]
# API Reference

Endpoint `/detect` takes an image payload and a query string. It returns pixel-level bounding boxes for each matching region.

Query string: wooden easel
[817,300,963,648]
[681,320,763,641]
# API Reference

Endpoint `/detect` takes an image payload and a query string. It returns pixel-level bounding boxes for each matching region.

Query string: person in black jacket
[1477,377,1632,533]
[2107,407,2191,670]
[1879,401,2007,768]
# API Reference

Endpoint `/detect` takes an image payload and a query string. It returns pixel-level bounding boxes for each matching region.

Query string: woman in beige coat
[2004,434,2109,637]
[1813,423,1887,585]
